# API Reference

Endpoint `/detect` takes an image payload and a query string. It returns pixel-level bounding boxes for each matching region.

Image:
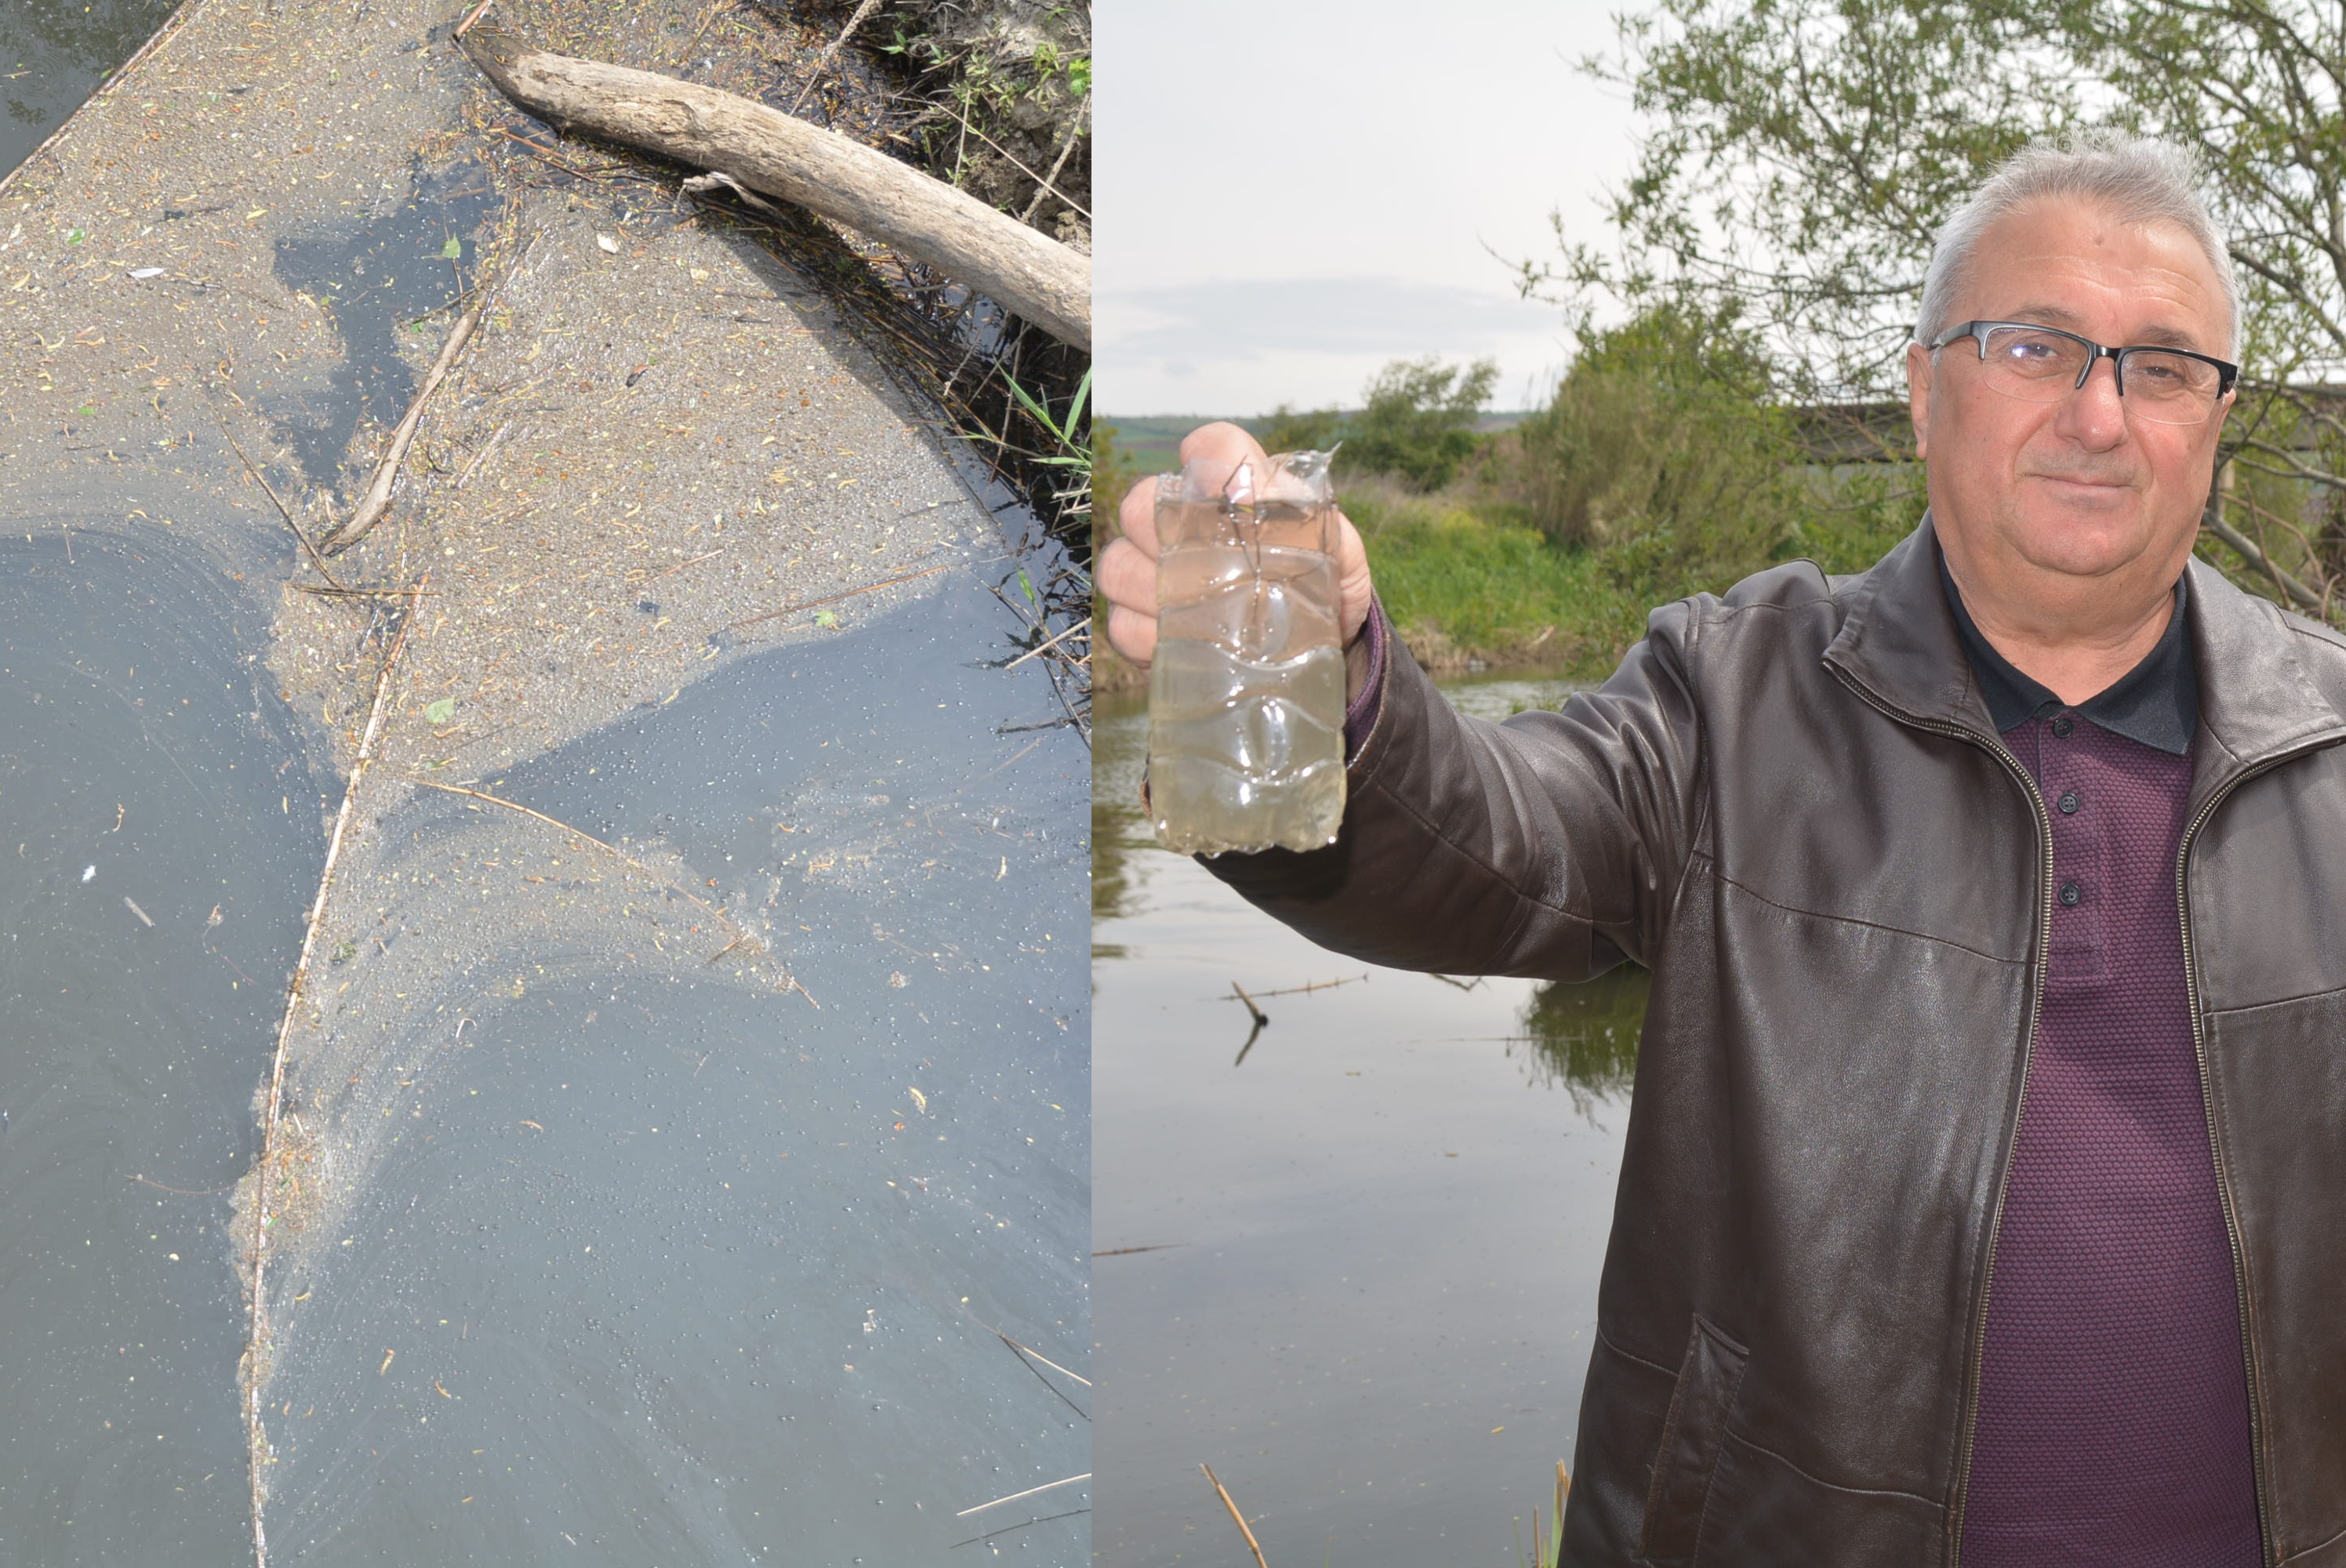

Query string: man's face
[1906,197,2234,591]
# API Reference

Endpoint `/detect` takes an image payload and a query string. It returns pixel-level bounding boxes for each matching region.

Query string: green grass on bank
[1342,479,1652,677]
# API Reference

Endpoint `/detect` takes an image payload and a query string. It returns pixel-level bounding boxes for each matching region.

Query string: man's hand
[1099,422,1376,680]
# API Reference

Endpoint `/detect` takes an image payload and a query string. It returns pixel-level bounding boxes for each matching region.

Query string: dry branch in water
[1200,1464,1271,1568]
[245,576,430,1564]
[455,24,1090,349]
[320,296,485,554]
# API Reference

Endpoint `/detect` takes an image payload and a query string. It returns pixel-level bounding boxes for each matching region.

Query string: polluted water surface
[0,528,323,1565]
[253,579,1089,1565]
[1092,678,1643,1567]
[0,0,1092,1559]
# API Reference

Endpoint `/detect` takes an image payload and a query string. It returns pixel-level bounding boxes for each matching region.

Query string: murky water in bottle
[1148,452,1346,855]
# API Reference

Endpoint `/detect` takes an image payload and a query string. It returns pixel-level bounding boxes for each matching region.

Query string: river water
[0,528,320,1564]
[1092,673,1646,1566]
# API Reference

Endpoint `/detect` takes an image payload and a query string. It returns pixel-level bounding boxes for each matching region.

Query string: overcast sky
[1097,0,1643,417]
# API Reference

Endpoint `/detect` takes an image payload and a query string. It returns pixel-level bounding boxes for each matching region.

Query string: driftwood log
[456,25,1091,351]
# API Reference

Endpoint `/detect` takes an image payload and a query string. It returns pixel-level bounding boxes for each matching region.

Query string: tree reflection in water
[1511,965,1648,1114]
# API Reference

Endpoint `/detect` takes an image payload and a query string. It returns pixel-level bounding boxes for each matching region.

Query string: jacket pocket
[1636,1315,1749,1566]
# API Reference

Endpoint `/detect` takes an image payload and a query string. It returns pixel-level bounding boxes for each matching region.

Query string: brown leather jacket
[1206,521,2346,1566]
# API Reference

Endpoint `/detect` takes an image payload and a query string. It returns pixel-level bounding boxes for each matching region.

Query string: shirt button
[2059,881,2083,906]
[2051,717,2075,738]
[2057,790,2081,814]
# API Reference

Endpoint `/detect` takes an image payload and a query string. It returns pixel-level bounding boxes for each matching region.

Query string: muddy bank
[0,0,1088,1555]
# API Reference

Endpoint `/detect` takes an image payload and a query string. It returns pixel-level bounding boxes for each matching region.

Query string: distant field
[1102,411,1534,474]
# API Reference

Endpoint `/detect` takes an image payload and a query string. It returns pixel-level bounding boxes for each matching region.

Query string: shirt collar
[1935,546,2199,754]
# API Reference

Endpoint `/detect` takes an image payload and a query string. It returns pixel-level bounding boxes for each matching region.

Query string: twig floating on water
[1004,615,1088,670]
[215,419,346,591]
[407,779,756,953]
[133,1173,233,1196]
[248,573,429,1566]
[122,896,154,927]
[1221,973,1368,1004]
[1200,1464,1270,1568]
[321,296,486,554]
[1229,982,1268,1028]
[638,546,724,583]
[455,419,513,489]
[789,0,883,113]
[955,1472,1091,1518]
[1091,1243,1184,1258]
[729,561,950,630]
[291,583,435,599]
[948,1506,1091,1551]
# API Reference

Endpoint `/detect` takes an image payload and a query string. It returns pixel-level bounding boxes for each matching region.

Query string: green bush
[1252,403,1346,456]
[1345,355,1500,490]
[1491,304,1920,602]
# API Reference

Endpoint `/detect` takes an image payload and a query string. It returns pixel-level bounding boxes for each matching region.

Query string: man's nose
[2055,352,2129,446]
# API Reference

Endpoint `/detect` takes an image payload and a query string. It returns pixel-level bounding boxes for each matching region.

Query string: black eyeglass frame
[1925,318,2239,405]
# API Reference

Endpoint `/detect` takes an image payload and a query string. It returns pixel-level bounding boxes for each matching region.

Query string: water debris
[214,418,347,592]
[318,289,493,554]
[246,579,429,1559]
[405,779,767,967]
[728,561,951,631]
[122,897,154,927]
[80,864,95,883]
[1200,1464,1270,1568]
[127,267,165,279]
[595,232,621,254]
[954,1472,1091,1519]
[906,1085,927,1114]
[378,1348,394,1377]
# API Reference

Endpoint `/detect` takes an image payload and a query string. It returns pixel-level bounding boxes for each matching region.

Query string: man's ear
[1905,340,1933,462]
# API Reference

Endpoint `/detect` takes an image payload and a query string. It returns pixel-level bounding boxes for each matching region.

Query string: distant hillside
[1102,412,1536,473]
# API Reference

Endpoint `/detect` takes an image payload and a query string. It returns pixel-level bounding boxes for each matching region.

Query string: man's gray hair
[1914,131,2241,360]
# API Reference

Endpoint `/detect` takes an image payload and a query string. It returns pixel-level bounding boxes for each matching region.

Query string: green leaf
[441,237,463,260]
[1017,569,1037,604]
[813,610,839,628]
[423,697,456,724]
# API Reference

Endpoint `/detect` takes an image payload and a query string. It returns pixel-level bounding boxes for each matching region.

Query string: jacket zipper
[2168,745,2338,1567]
[1826,670,2050,1566]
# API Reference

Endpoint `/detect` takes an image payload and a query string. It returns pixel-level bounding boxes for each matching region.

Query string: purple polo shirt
[1945,571,2261,1565]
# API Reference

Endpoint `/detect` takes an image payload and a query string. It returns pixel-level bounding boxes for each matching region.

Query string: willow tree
[1530,0,2346,614]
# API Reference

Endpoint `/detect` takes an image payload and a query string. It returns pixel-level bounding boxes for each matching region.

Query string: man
[1101,136,2346,1566]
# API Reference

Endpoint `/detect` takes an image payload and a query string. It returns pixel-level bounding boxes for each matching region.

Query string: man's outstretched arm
[1102,424,1706,982]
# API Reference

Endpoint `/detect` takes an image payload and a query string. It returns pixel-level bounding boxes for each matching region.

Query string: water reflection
[1513,968,1647,1112]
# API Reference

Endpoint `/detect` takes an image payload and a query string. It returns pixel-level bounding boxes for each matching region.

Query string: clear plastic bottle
[1147,449,1346,855]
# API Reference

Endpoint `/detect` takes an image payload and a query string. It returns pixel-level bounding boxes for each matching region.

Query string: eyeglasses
[1926,320,2238,425]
